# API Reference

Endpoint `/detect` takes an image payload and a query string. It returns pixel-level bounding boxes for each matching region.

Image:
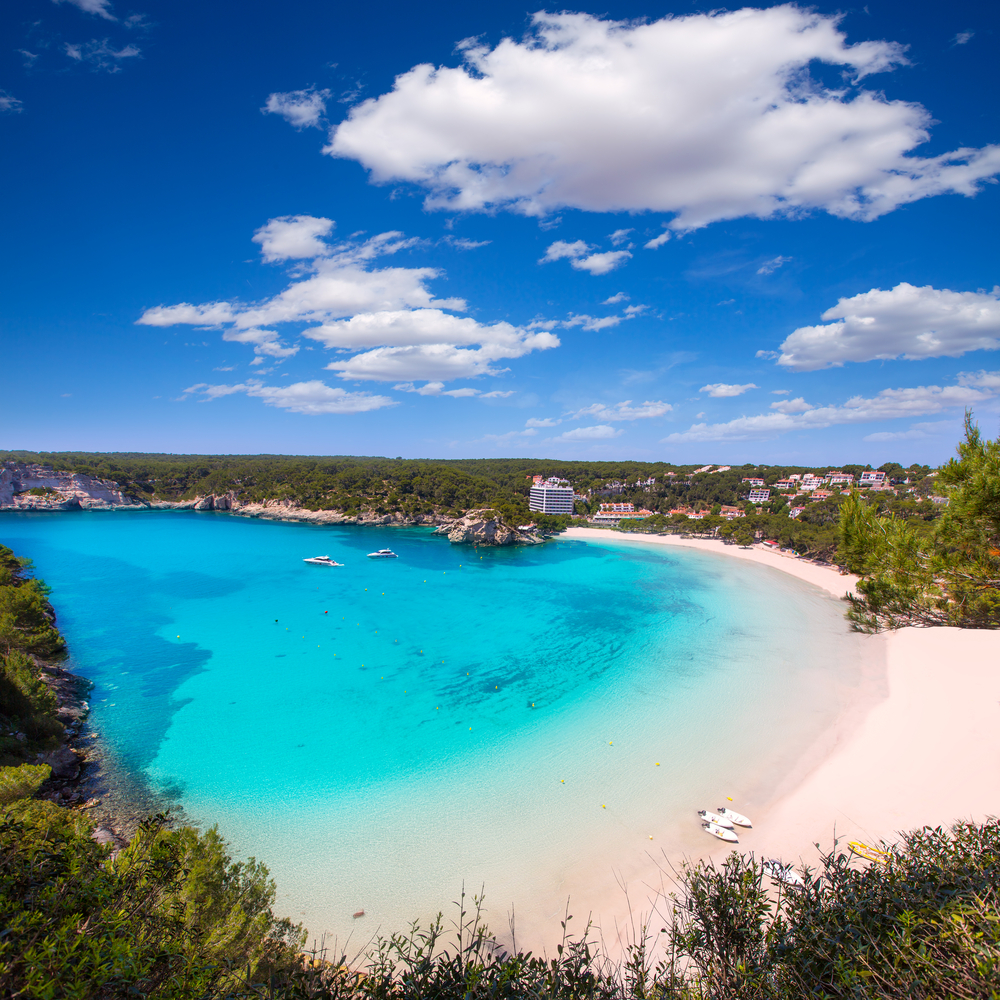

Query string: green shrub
[0,763,51,804]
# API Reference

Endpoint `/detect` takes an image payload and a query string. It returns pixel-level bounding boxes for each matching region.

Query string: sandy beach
[564,527,1000,878]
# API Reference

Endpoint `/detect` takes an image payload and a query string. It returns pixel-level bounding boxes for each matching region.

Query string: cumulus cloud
[262,87,331,129]
[562,314,622,331]
[777,283,1000,371]
[665,374,998,442]
[540,240,632,275]
[526,416,561,427]
[65,38,140,71]
[570,400,672,420]
[326,8,1000,227]
[394,380,511,398]
[0,92,24,114]
[182,379,397,414]
[756,255,792,275]
[142,219,555,388]
[645,228,671,249]
[603,292,629,305]
[769,396,812,413]
[863,420,956,442]
[252,215,334,262]
[700,382,758,397]
[609,229,633,246]
[54,0,116,20]
[553,424,622,441]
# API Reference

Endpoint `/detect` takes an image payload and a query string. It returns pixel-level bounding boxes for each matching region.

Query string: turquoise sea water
[1,512,868,949]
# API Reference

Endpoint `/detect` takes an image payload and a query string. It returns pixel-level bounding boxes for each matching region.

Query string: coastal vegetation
[838,414,1000,631]
[0,544,68,764]
[2,768,998,997]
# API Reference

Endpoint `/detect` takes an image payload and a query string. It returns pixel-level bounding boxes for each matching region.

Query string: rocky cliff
[0,461,448,527]
[0,462,141,509]
[433,509,543,546]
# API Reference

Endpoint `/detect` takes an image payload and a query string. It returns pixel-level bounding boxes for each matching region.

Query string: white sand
[562,527,1000,885]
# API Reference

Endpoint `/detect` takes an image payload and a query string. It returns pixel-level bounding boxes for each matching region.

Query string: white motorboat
[697,809,734,829]
[367,549,399,559]
[702,822,739,843]
[303,555,343,566]
[763,859,805,888]
[717,806,753,828]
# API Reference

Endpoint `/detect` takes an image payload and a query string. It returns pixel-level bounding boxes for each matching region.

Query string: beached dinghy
[303,555,343,566]
[697,809,734,829]
[717,806,753,828]
[702,822,739,843]
[763,859,805,888]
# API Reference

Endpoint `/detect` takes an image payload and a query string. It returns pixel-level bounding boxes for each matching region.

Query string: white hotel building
[529,478,575,514]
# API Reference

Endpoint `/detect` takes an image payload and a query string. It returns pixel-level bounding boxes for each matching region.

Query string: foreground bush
[2,759,998,999]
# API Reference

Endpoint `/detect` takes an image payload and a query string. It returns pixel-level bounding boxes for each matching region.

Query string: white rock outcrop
[433,509,542,546]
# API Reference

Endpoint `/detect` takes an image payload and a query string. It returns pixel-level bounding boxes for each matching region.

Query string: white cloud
[394,380,495,397]
[139,229,460,332]
[140,220,554,388]
[183,380,397,414]
[645,228,671,250]
[624,304,647,316]
[541,240,591,263]
[771,389,791,395]
[562,314,621,331]
[327,8,1000,227]
[603,292,629,305]
[756,255,792,275]
[769,396,812,414]
[777,283,1000,371]
[553,424,622,441]
[483,428,538,443]
[54,0,116,20]
[252,215,334,262]
[700,382,759,397]
[952,31,974,46]
[573,251,631,275]
[571,400,672,421]
[65,38,140,72]
[665,374,998,442]
[540,240,631,275]
[0,92,24,114]
[446,237,491,249]
[609,228,633,246]
[481,389,515,398]
[526,416,561,427]
[262,88,331,130]
[863,420,956,442]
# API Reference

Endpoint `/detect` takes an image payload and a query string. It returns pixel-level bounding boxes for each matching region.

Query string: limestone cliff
[0,462,141,509]
[432,509,543,546]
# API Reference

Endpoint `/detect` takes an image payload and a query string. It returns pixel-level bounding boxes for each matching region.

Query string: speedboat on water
[367,549,399,559]
[303,555,343,566]
[717,805,753,828]
[702,822,739,843]
[697,809,734,829]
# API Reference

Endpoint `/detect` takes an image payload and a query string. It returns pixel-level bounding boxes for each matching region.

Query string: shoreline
[565,527,1000,885]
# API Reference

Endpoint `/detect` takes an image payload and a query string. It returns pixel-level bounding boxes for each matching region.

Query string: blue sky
[2,0,998,464]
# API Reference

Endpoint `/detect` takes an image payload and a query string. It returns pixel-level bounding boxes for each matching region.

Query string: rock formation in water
[433,509,542,546]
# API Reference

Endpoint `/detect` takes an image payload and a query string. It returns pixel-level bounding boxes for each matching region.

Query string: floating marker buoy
[602,804,606,809]
[324,611,328,614]
[609,741,613,745]
[655,763,660,766]
[561,779,564,783]
[176,635,180,638]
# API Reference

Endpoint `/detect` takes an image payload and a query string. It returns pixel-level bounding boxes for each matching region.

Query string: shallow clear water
[2,512,867,950]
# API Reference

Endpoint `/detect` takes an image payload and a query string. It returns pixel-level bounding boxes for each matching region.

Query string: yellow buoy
[602,804,606,809]
[655,762,660,766]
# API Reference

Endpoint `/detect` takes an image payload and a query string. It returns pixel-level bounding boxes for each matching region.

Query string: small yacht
[303,555,343,566]
[367,548,399,559]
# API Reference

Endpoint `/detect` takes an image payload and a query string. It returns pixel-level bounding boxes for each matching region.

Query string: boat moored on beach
[763,859,805,887]
[702,822,739,843]
[717,806,753,828]
[697,809,734,829]
[367,549,398,559]
[303,555,343,566]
